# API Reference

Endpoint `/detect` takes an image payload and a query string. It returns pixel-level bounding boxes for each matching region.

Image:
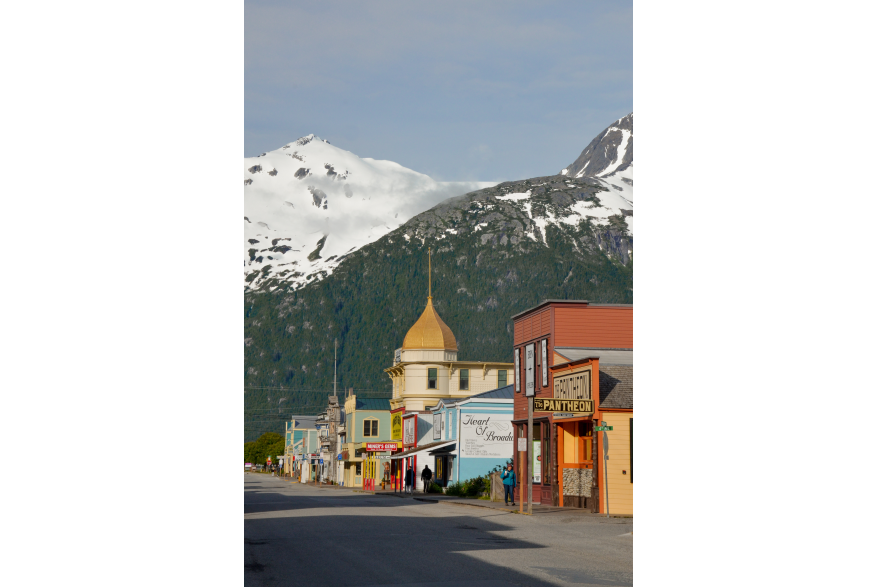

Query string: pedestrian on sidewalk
[405,467,414,494]
[502,463,516,506]
[421,465,432,493]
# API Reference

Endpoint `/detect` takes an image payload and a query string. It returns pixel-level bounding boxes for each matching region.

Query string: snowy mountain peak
[244,138,495,291]
[290,134,330,147]
[560,113,633,180]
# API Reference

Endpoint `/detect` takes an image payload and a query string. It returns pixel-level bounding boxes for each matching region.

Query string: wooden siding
[601,411,633,515]
[554,306,633,349]
[514,308,551,345]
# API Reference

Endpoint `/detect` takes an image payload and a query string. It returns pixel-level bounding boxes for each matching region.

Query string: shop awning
[429,443,456,456]
[390,440,455,459]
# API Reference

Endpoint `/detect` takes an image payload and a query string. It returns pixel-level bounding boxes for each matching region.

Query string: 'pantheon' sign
[534,398,594,414]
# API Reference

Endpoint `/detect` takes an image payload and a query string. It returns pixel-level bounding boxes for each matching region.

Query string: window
[355,462,362,476]
[563,420,593,463]
[498,369,507,388]
[428,368,437,389]
[459,369,469,390]
[363,419,378,437]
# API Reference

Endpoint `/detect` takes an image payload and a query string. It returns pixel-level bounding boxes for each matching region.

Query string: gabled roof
[467,384,514,400]
[288,415,319,429]
[428,385,514,410]
[599,365,633,409]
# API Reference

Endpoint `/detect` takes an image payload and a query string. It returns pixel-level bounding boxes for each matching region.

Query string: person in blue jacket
[501,463,516,506]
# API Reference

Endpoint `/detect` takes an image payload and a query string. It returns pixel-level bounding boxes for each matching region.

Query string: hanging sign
[541,339,548,387]
[515,348,520,393]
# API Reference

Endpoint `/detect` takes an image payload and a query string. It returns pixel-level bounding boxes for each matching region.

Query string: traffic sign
[319,459,324,464]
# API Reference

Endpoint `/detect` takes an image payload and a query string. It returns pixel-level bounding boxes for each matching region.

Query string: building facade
[428,385,514,486]
[340,396,399,489]
[384,253,514,412]
[510,300,633,514]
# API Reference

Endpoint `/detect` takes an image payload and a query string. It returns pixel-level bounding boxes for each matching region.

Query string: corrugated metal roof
[354,398,392,411]
[467,384,514,400]
[554,347,633,365]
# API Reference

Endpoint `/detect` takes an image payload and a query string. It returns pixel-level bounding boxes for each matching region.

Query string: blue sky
[245,0,631,182]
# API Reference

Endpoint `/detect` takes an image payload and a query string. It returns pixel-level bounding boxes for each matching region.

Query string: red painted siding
[554,307,633,348]
[514,308,550,345]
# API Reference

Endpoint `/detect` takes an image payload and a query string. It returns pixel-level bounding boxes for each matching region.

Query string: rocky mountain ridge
[561,113,633,180]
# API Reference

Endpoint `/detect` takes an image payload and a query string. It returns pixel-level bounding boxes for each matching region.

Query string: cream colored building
[385,292,514,412]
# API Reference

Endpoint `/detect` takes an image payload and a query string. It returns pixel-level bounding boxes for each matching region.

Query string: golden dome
[402,297,458,351]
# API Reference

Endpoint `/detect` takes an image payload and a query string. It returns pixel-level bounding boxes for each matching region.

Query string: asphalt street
[244,473,632,587]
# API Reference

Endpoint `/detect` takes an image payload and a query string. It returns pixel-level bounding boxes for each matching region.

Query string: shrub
[445,475,489,497]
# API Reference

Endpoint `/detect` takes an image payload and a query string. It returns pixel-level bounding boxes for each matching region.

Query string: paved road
[245,473,632,587]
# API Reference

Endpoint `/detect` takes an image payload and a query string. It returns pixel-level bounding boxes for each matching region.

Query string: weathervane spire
[428,247,432,300]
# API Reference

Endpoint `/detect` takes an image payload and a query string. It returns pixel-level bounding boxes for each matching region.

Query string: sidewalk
[351,487,608,517]
[281,479,629,518]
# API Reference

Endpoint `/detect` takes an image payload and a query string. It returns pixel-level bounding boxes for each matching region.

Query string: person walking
[501,463,517,506]
[421,465,433,493]
[405,466,414,494]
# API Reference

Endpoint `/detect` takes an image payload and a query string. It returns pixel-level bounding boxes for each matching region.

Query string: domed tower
[400,248,458,363]
[386,248,513,412]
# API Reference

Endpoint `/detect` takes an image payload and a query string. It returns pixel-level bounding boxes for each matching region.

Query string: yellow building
[385,250,514,411]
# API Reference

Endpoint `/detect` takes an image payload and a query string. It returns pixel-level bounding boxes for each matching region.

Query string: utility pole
[527,396,533,515]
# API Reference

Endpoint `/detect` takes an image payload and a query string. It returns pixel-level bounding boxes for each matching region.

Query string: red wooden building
[511,300,633,512]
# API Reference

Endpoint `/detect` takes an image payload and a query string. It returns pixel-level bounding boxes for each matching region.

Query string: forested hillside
[244,174,632,440]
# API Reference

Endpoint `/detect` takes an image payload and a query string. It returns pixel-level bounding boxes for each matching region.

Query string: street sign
[337,454,343,460]
[319,459,324,464]
[594,425,613,431]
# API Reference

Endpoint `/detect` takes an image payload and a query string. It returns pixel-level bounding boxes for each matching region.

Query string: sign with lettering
[365,442,400,452]
[433,412,442,440]
[517,437,527,452]
[460,413,514,458]
[403,416,416,445]
[525,343,535,397]
[514,348,520,393]
[553,370,591,401]
[541,339,548,387]
[391,413,402,440]
[534,398,594,414]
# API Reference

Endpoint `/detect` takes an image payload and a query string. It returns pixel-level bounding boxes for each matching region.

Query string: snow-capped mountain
[245,118,634,427]
[560,113,633,179]
[557,113,633,233]
[244,134,495,290]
